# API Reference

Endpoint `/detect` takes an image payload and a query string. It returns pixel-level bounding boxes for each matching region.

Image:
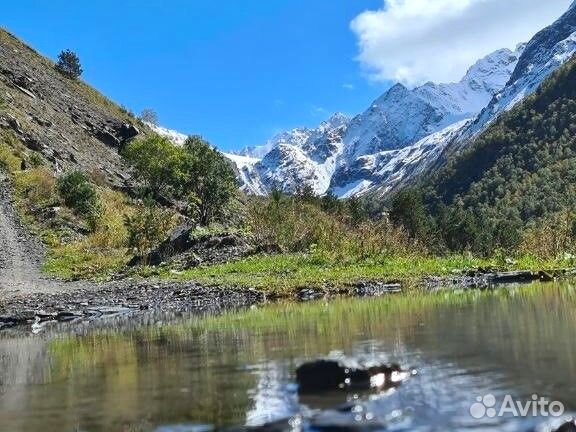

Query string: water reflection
[1,283,576,431]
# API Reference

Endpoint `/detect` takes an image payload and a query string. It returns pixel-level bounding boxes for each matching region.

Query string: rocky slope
[229,2,576,199]
[0,28,145,188]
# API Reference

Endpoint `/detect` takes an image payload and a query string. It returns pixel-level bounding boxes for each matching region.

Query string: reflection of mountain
[2,284,576,431]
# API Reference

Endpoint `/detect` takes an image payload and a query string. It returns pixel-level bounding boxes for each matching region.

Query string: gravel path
[0,174,73,298]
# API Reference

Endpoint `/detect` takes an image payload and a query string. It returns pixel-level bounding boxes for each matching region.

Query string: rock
[297,287,325,302]
[353,281,402,297]
[539,271,555,282]
[128,225,251,268]
[296,359,412,393]
[491,271,539,284]
[55,310,83,321]
[117,122,139,142]
[554,420,576,432]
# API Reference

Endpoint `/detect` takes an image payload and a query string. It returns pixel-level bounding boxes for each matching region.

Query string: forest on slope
[408,56,576,256]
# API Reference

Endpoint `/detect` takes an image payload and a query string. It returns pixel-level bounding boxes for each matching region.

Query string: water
[1,282,576,431]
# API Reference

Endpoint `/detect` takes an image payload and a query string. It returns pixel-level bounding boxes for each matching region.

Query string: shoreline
[1,267,573,332]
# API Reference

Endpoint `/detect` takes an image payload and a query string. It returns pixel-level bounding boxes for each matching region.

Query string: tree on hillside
[139,109,159,125]
[122,135,185,199]
[123,134,238,226]
[390,188,431,240]
[183,135,238,225]
[55,49,83,79]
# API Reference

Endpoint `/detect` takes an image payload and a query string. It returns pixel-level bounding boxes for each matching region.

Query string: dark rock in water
[554,420,576,432]
[296,359,411,393]
[297,287,325,302]
[225,418,293,432]
[539,270,555,282]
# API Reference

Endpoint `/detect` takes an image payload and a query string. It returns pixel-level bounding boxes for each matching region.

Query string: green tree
[123,135,185,199]
[139,109,158,125]
[390,188,431,240]
[56,171,101,229]
[183,135,238,225]
[55,49,83,79]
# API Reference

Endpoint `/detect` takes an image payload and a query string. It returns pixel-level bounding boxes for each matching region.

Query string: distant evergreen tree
[55,49,83,79]
[390,188,431,240]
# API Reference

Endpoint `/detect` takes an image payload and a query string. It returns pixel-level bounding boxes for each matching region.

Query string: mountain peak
[320,112,350,130]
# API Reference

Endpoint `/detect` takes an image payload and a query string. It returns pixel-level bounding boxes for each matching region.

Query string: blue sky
[3,1,571,152]
[2,0,386,152]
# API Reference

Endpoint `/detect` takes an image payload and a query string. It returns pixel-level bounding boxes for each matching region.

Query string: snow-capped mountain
[462,2,576,139]
[150,2,576,200]
[244,113,350,195]
[234,45,522,197]
[233,2,576,198]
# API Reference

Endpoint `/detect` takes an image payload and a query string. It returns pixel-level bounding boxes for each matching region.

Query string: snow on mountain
[333,120,471,198]
[463,4,576,138]
[240,46,522,198]
[248,113,350,195]
[222,152,263,195]
[327,46,522,196]
[413,47,525,118]
[146,2,576,200]
[145,122,188,145]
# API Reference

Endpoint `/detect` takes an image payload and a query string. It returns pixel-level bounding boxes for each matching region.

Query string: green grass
[137,253,572,295]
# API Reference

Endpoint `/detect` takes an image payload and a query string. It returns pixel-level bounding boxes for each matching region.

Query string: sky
[1,0,573,152]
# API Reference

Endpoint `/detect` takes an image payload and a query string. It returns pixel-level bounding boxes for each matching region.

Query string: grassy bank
[137,252,570,295]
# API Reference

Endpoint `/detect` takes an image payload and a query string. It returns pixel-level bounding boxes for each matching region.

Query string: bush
[14,167,56,209]
[246,194,422,263]
[124,201,175,259]
[183,135,238,225]
[56,171,101,229]
[122,135,184,198]
[139,109,158,125]
[55,49,83,79]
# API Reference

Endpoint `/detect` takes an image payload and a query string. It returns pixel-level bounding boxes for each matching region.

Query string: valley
[2,2,576,431]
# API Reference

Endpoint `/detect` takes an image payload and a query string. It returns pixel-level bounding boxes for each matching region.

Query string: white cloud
[342,83,356,90]
[311,105,327,116]
[351,0,573,86]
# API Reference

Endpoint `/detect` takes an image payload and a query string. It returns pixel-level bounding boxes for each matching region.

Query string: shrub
[124,201,175,259]
[246,194,422,263]
[122,135,185,198]
[13,167,56,209]
[183,135,238,225]
[55,49,83,79]
[519,212,576,260]
[56,171,101,229]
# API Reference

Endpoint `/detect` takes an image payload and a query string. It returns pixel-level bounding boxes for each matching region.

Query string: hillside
[423,56,576,253]
[0,28,146,189]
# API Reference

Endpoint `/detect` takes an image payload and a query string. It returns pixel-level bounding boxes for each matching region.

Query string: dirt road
[0,175,69,298]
